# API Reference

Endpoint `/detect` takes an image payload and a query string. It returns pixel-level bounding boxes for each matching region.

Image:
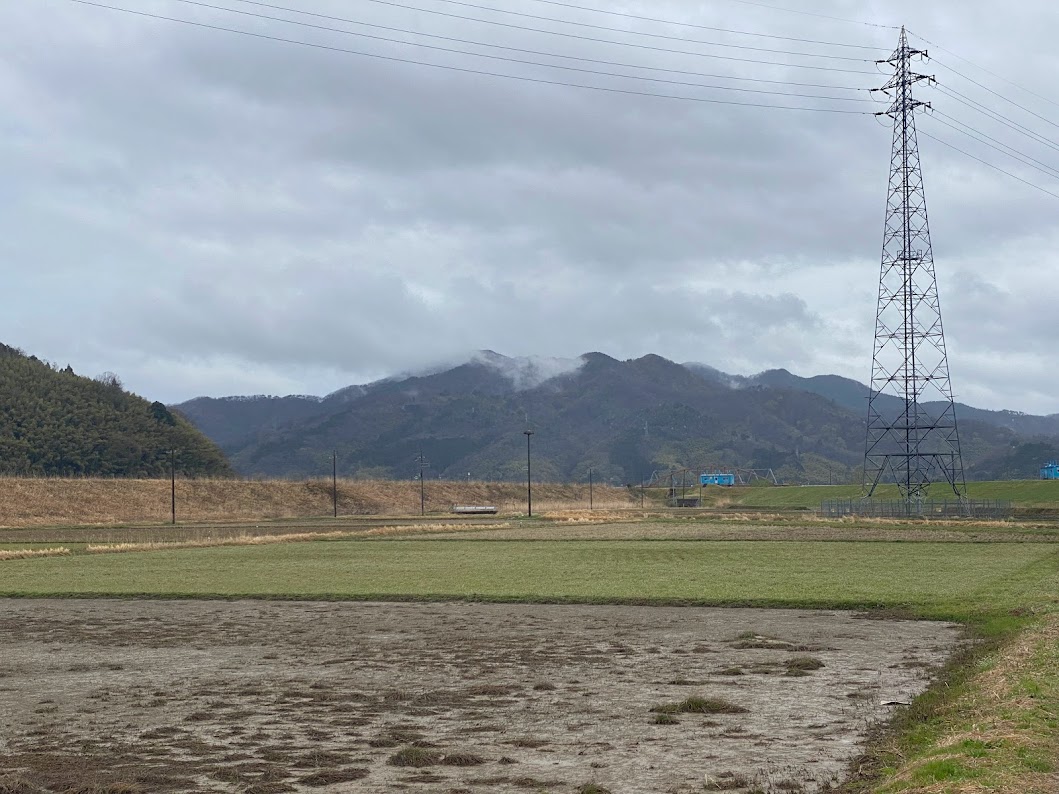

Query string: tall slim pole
[332,450,338,518]
[170,449,176,525]
[523,431,534,517]
[640,477,645,508]
[419,449,426,517]
[589,466,593,510]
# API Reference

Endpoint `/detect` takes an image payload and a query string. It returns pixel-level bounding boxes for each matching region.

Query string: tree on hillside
[0,345,231,477]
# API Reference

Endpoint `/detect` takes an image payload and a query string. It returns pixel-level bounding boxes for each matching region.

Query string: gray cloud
[2,0,1057,412]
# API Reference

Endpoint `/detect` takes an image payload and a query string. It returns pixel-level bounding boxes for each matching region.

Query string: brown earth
[0,600,960,793]
[4,515,1056,548]
[425,522,1059,544]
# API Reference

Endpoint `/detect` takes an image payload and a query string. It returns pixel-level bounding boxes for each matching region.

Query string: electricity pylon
[863,27,966,505]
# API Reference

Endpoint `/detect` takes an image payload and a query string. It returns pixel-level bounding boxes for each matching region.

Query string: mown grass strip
[0,540,1055,619]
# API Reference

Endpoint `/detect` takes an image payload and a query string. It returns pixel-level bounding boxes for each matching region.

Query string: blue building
[1042,461,1059,480]
[701,472,737,487]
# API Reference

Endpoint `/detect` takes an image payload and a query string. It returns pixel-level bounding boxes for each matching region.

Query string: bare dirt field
[0,600,960,794]
[426,520,1059,544]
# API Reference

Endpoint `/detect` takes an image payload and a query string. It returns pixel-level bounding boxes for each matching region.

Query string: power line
[64,0,876,113]
[926,113,1059,183]
[929,56,1059,132]
[350,0,881,73]
[382,0,886,58]
[920,129,1059,201]
[713,0,899,30]
[908,29,1059,113]
[219,0,876,89]
[163,0,871,102]
[517,0,886,49]
[930,84,1059,156]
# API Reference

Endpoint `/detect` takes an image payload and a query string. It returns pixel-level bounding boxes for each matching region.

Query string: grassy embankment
[0,476,633,528]
[706,480,1059,510]
[2,477,1057,529]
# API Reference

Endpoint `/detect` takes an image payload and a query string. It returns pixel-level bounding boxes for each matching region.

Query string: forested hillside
[0,343,230,477]
[176,352,1039,484]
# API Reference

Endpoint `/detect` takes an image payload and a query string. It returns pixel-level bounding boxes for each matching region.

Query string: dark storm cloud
[2,0,1057,411]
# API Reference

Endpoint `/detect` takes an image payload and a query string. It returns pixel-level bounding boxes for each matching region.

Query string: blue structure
[701,472,737,487]
[1042,461,1059,480]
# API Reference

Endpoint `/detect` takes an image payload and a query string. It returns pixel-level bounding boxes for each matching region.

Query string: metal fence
[820,498,1013,519]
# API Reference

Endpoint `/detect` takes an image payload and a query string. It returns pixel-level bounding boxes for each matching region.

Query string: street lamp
[523,430,534,517]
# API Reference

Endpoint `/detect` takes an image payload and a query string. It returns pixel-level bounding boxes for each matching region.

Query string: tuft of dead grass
[387,746,443,768]
[296,768,369,785]
[652,696,748,715]
[440,752,486,767]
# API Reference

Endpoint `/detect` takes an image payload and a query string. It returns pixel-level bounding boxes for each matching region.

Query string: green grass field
[2,539,1056,620]
[713,479,1059,509]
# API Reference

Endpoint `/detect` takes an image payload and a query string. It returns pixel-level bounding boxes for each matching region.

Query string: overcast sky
[3,0,1057,412]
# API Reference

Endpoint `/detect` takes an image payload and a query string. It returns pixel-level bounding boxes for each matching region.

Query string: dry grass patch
[0,547,70,561]
[86,533,343,554]
[785,656,826,677]
[387,746,443,768]
[440,752,486,767]
[540,509,640,523]
[0,476,633,527]
[83,523,511,555]
[297,768,369,786]
[652,696,748,715]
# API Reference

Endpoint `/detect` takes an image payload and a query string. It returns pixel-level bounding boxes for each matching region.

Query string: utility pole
[523,431,534,517]
[332,450,338,518]
[169,449,176,525]
[588,466,593,510]
[864,27,965,506]
[415,450,429,516]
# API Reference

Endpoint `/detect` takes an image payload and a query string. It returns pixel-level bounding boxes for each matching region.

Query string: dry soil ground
[0,600,960,794]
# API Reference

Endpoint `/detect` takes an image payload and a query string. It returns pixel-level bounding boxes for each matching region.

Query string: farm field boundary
[709,480,1059,511]
[1,519,1056,792]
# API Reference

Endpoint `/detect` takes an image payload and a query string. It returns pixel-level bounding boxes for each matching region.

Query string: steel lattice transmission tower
[863,28,966,504]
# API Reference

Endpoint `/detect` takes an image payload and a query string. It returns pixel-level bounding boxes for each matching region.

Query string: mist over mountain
[173,352,1059,484]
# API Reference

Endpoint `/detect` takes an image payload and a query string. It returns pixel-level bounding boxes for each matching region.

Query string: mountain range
[173,351,1059,484]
